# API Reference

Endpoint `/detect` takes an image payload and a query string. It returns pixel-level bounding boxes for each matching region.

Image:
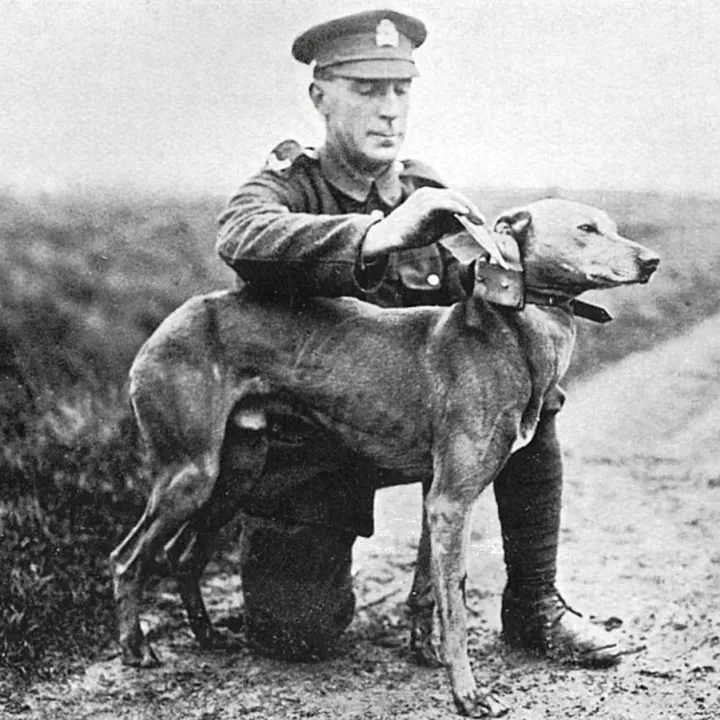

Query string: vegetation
[0,190,230,681]
[0,391,146,679]
[1,187,719,683]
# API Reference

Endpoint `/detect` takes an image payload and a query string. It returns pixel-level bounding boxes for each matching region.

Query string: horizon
[2,0,719,198]
[3,182,718,203]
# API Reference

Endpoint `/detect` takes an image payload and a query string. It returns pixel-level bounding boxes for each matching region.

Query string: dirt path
[13,315,720,719]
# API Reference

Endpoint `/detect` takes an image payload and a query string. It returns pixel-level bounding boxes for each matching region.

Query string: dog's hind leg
[110,457,218,667]
[164,421,269,649]
[163,518,231,650]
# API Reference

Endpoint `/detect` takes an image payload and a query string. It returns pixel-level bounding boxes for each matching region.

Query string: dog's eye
[578,224,598,233]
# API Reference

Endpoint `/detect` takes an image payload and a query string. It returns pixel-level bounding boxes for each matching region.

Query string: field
[1,186,720,691]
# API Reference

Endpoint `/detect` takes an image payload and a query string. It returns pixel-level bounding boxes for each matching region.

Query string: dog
[110,199,659,717]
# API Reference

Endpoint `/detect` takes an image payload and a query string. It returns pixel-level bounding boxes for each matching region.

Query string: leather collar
[524,288,613,323]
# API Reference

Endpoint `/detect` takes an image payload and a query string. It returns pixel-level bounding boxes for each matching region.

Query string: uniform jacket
[216,140,472,308]
[216,140,475,537]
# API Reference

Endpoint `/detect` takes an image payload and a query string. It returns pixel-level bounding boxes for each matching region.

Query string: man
[216,9,620,666]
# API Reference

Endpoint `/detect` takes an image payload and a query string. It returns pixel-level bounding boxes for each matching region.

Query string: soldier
[216,9,620,666]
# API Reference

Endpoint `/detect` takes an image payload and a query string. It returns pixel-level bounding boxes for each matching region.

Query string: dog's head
[493,199,660,297]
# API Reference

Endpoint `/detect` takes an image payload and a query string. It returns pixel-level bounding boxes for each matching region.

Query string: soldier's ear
[309,82,324,109]
[493,210,532,239]
[310,81,337,117]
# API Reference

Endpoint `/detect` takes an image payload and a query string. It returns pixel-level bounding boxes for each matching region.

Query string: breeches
[237,425,371,658]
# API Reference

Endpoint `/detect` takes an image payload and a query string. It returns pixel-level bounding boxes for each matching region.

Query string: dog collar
[524,288,613,324]
[569,299,613,323]
[464,229,614,324]
[472,264,614,324]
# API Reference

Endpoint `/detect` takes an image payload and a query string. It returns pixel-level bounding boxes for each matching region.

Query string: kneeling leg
[240,516,356,660]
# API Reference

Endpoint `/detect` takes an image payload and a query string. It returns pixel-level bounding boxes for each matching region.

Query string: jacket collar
[318,143,403,206]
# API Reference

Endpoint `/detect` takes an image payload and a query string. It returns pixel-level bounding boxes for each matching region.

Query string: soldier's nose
[378,91,401,119]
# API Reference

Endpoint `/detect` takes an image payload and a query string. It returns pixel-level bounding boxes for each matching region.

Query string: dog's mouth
[587,257,658,287]
[586,271,627,287]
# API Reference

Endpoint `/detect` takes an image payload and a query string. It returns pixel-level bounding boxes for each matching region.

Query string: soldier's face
[312,77,411,171]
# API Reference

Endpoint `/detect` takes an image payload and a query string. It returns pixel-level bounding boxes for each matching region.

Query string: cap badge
[375,19,399,47]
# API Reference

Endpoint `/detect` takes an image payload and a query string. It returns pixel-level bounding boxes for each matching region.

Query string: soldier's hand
[362,188,485,259]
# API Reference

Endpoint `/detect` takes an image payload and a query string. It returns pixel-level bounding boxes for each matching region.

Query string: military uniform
[216,8,619,665]
[217,141,472,308]
[216,137,569,657]
[217,138,482,656]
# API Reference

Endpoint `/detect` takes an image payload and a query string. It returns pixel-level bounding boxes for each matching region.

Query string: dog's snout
[637,250,660,282]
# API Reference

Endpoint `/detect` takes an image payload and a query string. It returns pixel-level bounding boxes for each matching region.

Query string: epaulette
[400,158,446,188]
[264,140,317,173]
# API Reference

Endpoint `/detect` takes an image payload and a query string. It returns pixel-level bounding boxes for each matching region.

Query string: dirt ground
[9,313,720,719]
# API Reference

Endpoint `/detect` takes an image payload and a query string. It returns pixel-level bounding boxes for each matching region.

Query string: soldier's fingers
[443,190,486,226]
[419,191,479,219]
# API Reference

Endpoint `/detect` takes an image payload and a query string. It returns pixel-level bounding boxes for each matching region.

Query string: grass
[0,190,231,389]
[1,186,719,684]
[0,391,147,679]
[0,189,231,682]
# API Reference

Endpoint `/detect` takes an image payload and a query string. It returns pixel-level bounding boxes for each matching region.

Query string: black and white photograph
[1,1,718,717]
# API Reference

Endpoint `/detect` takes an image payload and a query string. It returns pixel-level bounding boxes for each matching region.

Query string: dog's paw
[453,690,509,718]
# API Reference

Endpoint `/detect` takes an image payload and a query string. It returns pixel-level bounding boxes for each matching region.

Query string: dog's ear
[493,210,532,239]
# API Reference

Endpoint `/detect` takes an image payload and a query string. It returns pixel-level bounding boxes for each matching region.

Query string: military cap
[292,9,427,79]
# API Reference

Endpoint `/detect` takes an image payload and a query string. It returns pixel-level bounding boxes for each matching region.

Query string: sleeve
[216,170,387,298]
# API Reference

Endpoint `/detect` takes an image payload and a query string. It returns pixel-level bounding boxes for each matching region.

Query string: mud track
[15,314,720,719]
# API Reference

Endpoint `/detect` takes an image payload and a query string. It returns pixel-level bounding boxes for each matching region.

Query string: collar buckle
[473,260,525,309]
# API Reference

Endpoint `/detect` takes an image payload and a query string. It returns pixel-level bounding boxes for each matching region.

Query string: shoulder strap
[264,140,313,172]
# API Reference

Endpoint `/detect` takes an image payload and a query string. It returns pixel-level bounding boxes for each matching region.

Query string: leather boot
[494,389,621,666]
[501,587,621,667]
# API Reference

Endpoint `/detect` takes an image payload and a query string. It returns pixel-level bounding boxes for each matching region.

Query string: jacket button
[427,273,440,287]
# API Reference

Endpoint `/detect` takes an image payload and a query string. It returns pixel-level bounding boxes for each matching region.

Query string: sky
[1,0,719,197]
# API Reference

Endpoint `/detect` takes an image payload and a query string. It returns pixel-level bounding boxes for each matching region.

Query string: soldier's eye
[351,82,374,96]
[578,224,598,233]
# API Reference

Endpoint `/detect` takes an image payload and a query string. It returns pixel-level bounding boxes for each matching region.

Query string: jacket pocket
[394,245,444,291]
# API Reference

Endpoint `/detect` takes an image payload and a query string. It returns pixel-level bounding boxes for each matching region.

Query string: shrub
[0,389,148,679]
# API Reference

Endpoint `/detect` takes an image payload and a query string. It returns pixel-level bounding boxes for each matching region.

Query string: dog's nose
[638,251,660,282]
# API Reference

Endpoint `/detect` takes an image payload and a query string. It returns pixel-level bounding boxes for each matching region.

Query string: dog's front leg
[426,441,508,718]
